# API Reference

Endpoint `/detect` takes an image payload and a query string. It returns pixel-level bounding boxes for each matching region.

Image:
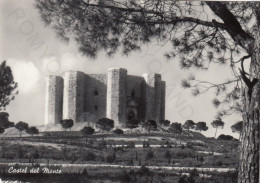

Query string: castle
[45,68,165,127]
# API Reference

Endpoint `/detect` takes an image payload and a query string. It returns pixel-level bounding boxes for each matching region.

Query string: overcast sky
[0,0,242,138]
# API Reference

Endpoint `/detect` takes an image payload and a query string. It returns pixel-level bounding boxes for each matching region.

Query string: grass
[0,131,239,182]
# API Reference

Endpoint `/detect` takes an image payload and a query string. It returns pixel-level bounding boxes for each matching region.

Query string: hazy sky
[0,0,242,138]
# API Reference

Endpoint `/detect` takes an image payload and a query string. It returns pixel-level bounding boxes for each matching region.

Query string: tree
[26,126,39,137]
[168,122,182,136]
[60,119,74,131]
[15,121,29,137]
[142,120,157,133]
[182,120,195,131]
[35,1,260,182]
[158,120,170,127]
[195,122,209,133]
[125,119,141,132]
[0,112,14,129]
[211,120,225,138]
[95,118,114,133]
[0,61,18,110]
[81,126,95,136]
[0,127,4,134]
[231,121,243,140]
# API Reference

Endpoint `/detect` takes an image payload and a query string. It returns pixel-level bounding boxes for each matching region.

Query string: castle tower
[160,81,166,121]
[143,73,161,121]
[44,75,64,125]
[106,68,127,126]
[63,71,85,122]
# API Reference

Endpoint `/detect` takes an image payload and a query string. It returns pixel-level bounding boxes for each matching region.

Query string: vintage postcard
[0,1,259,183]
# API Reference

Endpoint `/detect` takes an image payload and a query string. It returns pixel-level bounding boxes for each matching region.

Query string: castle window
[94,105,98,110]
[94,90,99,96]
[131,89,135,97]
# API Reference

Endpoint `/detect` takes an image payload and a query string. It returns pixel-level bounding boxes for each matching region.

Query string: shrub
[97,140,107,148]
[218,134,234,140]
[106,151,116,163]
[0,127,4,134]
[96,118,114,132]
[216,160,223,166]
[113,128,124,135]
[127,159,134,165]
[126,141,135,148]
[164,150,172,159]
[159,119,170,127]
[165,140,172,148]
[169,122,182,136]
[145,149,154,160]
[143,141,150,148]
[138,165,150,176]
[142,120,157,132]
[26,126,39,136]
[81,126,95,136]
[199,156,204,162]
[126,119,141,129]
[81,152,96,161]
[60,119,74,131]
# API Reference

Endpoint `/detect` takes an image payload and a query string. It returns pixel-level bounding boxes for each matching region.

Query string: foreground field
[0,131,239,182]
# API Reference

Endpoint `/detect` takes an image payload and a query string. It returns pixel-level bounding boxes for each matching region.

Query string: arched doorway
[127,110,135,120]
[127,99,138,120]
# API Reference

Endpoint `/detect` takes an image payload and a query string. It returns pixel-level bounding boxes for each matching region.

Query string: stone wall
[126,75,145,121]
[142,73,162,121]
[84,74,107,122]
[154,74,162,121]
[106,68,127,126]
[160,81,166,121]
[44,75,64,124]
[63,71,85,122]
[45,68,166,126]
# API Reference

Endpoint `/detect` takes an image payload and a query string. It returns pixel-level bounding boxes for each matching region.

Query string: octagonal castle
[45,68,165,127]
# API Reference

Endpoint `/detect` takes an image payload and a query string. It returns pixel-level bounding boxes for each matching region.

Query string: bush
[81,152,96,161]
[126,141,135,148]
[164,150,172,159]
[174,149,196,159]
[138,165,150,176]
[143,141,150,148]
[113,128,124,135]
[97,140,107,148]
[81,126,95,136]
[216,160,223,166]
[145,149,154,160]
[26,126,39,136]
[96,118,114,132]
[60,119,74,131]
[165,140,172,148]
[218,134,234,140]
[198,156,204,162]
[159,119,170,127]
[126,119,141,129]
[142,120,157,132]
[106,151,116,163]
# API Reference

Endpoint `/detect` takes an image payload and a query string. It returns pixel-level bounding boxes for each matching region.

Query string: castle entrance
[127,99,138,120]
[127,111,136,120]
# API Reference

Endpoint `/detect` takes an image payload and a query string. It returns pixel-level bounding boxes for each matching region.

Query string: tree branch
[206,2,254,53]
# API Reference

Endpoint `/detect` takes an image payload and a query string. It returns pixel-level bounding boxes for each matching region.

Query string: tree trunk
[238,12,260,182]
[214,128,218,138]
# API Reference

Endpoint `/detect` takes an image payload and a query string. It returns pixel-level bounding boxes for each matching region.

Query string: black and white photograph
[0,1,259,183]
